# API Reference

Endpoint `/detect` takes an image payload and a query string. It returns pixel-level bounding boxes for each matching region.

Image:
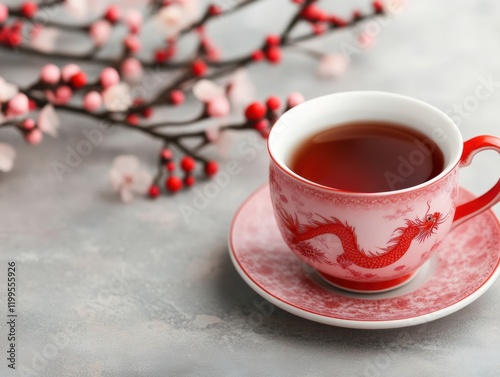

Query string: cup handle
[452,135,500,229]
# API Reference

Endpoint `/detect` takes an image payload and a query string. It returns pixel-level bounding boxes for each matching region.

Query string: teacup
[268,91,500,293]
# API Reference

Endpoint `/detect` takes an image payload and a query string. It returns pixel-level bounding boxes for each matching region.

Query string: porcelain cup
[268,91,500,292]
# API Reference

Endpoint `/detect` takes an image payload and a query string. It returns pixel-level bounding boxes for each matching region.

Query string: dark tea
[289,121,444,193]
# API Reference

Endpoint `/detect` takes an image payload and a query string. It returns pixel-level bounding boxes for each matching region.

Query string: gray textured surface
[1,0,500,376]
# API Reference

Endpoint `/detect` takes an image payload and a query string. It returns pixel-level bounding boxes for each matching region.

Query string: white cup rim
[268,91,463,196]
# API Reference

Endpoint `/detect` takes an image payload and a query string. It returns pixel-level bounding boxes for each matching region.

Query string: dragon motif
[276,203,448,269]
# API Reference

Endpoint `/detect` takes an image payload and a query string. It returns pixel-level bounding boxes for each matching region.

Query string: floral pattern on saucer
[229,185,500,328]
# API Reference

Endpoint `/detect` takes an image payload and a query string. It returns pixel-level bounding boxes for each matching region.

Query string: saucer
[228,185,500,329]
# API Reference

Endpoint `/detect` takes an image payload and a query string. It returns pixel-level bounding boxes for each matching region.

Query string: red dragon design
[276,204,447,269]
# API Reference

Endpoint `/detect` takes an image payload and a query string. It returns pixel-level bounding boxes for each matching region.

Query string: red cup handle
[452,135,500,229]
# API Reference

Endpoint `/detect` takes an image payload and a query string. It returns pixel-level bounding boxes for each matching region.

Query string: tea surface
[289,121,444,193]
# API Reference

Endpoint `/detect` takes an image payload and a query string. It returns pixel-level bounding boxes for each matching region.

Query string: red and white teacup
[268,91,500,293]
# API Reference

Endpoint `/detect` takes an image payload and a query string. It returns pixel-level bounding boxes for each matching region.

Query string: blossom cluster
[0,0,386,201]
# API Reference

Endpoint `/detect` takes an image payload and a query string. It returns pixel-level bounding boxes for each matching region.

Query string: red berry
[148,185,161,198]
[317,11,328,22]
[133,97,144,106]
[142,107,153,118]
[373,1,384,13]
[301,5,320,21]
[185,175,196,187]
[253,119,269,131]
[266,34,280,46]
[166,176,183,192]
[155,49,169,63]
[191,59,207,77]
[204,161,218,177]
[28,99,37,111]
[70,71,87,89]
[166,161,176,172]
[260,128,270,139]
[5,29,22,47]
[180,156,196,172]
[161,148,173,160]
[21,2,38,18]
[208,4,222,16]
[265,46,282,64]
[105,5,121,24]
[126,113,140,125]
[168,90,185,105]
[352,10,363,20]
[245,102,267,121]
[329,15,347,27]
[266,96,281,111]
[251,50,265,61]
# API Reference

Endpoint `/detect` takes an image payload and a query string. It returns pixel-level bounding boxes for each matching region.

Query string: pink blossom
[102,83,132,111]
[179,0,198,21]
[125,9,142,33]
[37,104,60,137]
[109,155,153,203]
[25,129,43,145]
[318,54,350,78]
[99,67,120,89]
[193,80,224,101]
[0,4,8,24]
[0,77,18,103]
[83,91,102,112]
[7,93,29,116]
[205,125,234,157]
[64,0,88,19]
[90,20,112,47]
[45,85,72,105]
[227,69,255,109]
[155,0,198,37]
[61,64,81,83]
[193,80,230,118]
[205,124,219,143]
[207,97,230,117]
[30,27,59,53]
[65,0,106,19]
[287,92,305,108]
[40,64,61,84]
[120,58,143,82]
[0,142,16,172]
[123,34,141,53]
[156,5,183,36]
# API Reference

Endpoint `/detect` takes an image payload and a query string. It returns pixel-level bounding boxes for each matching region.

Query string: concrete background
[0,0,499,376]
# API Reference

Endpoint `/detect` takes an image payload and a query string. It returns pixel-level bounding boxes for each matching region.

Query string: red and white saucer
[229,185,500,329]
